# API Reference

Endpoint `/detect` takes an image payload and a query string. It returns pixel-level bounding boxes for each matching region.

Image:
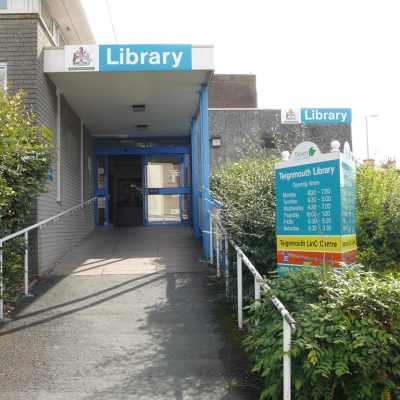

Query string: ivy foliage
[356,163,400,272]
[0,89,53,302]
[244,267,400,400]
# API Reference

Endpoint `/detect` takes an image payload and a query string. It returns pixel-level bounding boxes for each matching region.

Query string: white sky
[81,0,400,163]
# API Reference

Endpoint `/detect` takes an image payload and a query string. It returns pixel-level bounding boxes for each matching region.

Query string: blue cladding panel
[191,118,200,238]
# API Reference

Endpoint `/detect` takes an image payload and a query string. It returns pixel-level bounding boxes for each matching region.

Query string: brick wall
[1,14,95,276]
[208,74,257,109]
[37,95,94,275]
[0,15,38,105]
[35,21,94,275]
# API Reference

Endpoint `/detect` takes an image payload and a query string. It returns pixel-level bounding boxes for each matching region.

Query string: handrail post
[23,232,33,298]
[224,235,229,297]
[216,217,221,277]
[209,211,213,265]
[255,277,261,326]
[283,319,292,400]
[237,251,243,329]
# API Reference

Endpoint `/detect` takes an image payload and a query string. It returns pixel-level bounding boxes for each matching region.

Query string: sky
[81,0,400,164]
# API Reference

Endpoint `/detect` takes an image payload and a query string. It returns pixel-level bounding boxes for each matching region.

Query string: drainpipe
[56,90,61,203]
[80,120,84,204]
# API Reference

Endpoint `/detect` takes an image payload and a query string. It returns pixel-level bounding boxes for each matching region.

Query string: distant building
[208,75,352,168]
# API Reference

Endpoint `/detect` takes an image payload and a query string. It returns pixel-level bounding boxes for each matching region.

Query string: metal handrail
[209,205,295,400]
[0,197,97,321]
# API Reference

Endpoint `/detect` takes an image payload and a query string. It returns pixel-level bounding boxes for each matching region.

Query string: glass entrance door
[144,154,191,225]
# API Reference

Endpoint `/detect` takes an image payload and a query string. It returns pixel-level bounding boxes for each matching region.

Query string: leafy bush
[356,163,400,272]
[244,267,400,400]
[211,153,277,275]
[0,88,53,303]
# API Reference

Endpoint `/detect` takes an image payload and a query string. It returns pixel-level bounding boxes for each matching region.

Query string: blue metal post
[200,85,210,258]
[191,118,200,238]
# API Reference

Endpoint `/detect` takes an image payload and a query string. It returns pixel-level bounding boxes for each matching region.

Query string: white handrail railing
[209,205,296,400]
[0,197,97,321]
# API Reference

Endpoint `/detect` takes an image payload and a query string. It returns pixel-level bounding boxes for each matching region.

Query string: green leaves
[211,133,400,399]
[244,268,400,399]
[211,152,277,277]
[0,88,54,303]
[357,163,400,272]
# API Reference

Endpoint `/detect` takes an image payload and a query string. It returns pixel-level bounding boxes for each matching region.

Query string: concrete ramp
[52,227,206,275]
[0,227,259,399]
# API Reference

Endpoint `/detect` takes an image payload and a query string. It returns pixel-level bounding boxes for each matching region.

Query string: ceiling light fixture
[132,104,146,112]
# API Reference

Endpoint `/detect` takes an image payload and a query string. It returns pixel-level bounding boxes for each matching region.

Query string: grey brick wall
[1,14,95,276]
[35,22,94,275]
[209,109,352,168]
[37,95,94,275]
[0,15,38,106]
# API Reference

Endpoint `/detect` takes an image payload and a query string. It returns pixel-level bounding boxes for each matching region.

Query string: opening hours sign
[275,141,356,272]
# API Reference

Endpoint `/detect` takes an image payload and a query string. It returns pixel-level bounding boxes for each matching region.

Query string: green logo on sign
[309,147,316,157]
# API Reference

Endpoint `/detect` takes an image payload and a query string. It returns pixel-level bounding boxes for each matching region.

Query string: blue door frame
[94,140,192,228]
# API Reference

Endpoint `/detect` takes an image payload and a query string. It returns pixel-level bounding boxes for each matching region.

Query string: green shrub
[244,267,400,399]
[0,88,53,303]
[356,163,400,272]
[211,154,277,275]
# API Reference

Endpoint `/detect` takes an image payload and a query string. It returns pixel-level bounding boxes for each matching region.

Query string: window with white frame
[0,64,7,90]
[0,0,7,10]
[40,0,53,36]
[58,31,66,47]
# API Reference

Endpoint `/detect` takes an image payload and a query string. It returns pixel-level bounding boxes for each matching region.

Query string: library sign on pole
[275,141,356,272]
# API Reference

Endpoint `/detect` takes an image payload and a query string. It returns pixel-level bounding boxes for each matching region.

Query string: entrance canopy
[44,45,214,137]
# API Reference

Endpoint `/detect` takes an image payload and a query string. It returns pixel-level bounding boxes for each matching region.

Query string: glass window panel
[97,156,106,189]
[0,64,7,90]
[41,0,53,35]
[0,0,7,9]
[181,154,191,188]
[182,194,189,221]
[58,32,66,47]
[147,194,188,223]
[147,156,181,188]
[97,196,106,225]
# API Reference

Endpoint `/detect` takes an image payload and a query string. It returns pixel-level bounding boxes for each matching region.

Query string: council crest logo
[285,109,297,121]
[281,108,301,124]
[72,46,92,66]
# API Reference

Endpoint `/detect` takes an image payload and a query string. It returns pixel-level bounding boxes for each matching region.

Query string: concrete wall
[209,109,352,168]
[0,14,95,276]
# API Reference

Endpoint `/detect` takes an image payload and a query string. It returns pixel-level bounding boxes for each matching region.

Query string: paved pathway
[0,227,259,400]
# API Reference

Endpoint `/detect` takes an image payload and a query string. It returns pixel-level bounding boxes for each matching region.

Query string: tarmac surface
[0,227,260,400]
